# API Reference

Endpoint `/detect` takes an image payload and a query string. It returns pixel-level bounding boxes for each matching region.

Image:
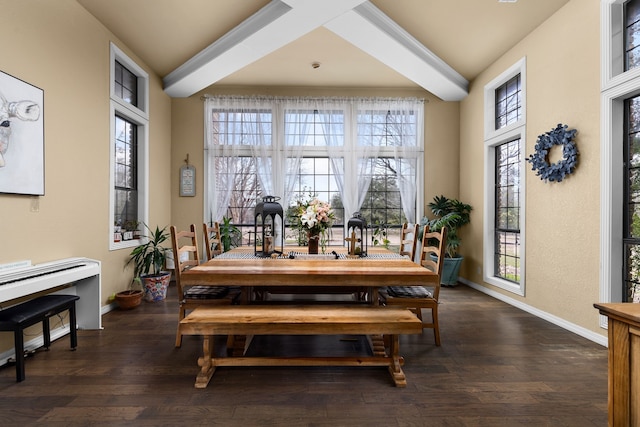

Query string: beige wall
[0,0,606,355]
[0,0,172,323]
[170,86,460,234]
[460,0,603,335]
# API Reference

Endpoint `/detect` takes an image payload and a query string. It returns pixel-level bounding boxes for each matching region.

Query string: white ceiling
[77,0,570,100]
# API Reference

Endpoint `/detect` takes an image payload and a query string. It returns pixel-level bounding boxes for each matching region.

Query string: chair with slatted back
[399,222,419,261]
[170,224,238,348]
[380,225,447,345]
[202,222,223,260]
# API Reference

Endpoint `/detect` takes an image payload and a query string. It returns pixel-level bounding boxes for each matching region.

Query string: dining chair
[202,222,223,260]
[380,225,447,345]
[399,222,419,262]
[170,224,239,348]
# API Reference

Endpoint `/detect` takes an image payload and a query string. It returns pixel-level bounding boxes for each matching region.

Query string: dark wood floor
[0,285,608,426]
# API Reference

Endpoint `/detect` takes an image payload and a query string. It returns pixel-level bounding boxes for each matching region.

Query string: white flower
[301,206,318,228]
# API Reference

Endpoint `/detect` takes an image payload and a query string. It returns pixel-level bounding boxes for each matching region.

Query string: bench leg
[387,334,407,387]
[195,335,216,388]
[69,303,78,350]
[42,317,51,349]
[14,327,25,382]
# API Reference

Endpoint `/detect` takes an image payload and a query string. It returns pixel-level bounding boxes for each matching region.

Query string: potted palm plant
[125,224,171,301]
[420,195,472,286]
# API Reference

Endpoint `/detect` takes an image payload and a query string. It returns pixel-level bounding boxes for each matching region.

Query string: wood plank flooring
[0,285,608,426]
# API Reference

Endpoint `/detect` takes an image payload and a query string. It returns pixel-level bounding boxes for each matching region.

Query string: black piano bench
[0,294,80,382]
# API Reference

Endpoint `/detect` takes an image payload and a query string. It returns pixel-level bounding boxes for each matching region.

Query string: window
[109,43,149,250]
[114,61,138,107]
[114,115,138,228]
[495,75,522,129]
[626,0,640,71]
[483,58,526,295]
[494,139,521,283]
[624,95,640,301]
[601,1,640,314]
[204,97,424,248]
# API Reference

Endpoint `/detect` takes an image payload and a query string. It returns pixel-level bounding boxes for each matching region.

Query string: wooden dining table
[178,246,434,387]
[181,246,437,303]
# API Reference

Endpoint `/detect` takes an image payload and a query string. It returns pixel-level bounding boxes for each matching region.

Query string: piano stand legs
[0,295,79,382]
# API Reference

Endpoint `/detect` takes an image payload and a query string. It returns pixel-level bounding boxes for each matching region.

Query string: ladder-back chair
[203,222,223,260]
[399,222,419,261]
[380,225,447,345]
[170,224,237,347]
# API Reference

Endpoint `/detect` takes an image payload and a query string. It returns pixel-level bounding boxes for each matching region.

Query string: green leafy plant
[220,216,241,252]
[371,222,390,248]
[420,195,472,258]
[125,224,170,277]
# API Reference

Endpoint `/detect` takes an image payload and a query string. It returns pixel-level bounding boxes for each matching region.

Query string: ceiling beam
[324,2,468,101]
[163,0,367,97]
[163,0,468,100]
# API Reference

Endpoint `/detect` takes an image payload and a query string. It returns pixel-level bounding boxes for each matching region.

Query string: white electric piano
[0,257,102,329]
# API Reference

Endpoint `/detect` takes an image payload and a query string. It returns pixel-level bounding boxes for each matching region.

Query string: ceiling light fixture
[498,0,518,3]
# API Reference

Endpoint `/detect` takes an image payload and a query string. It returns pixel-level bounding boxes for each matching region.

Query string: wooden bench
[0,294,79,382]
[179,305,423,388]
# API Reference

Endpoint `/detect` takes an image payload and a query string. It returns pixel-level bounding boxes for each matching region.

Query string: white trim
[483,58,527,296]
[460,278,608,348]
[599,0,640,329]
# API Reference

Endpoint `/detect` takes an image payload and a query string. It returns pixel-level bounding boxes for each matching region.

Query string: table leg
[195,335,216,388]
[386,334,407,387]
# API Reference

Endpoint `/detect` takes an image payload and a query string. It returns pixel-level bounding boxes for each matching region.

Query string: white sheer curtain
[389,98,424,224]
[204,96,244,223]
[282,99,312,210]
[204,95,423,227]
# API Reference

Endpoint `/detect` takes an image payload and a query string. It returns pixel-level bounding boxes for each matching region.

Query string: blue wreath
[526,123,578,182]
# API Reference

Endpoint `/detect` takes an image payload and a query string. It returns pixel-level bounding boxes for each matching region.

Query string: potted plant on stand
[420,195,472,286]
[126,224,171,302]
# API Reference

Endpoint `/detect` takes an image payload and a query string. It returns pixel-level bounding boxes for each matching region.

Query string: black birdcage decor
[254,195,284,257]
[346,212,367,257]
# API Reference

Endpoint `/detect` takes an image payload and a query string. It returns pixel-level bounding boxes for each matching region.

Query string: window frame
[109,43,149,251]
[601,0,640,328]
[483,58,527,296]
[203,98,424,242]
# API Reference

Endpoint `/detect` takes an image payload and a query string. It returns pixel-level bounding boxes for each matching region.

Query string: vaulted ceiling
[77,0,570,100]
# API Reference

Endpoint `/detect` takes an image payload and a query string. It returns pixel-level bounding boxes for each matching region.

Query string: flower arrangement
[297,197,335,236]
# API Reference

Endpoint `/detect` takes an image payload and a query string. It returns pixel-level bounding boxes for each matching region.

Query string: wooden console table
[594,302,640,426]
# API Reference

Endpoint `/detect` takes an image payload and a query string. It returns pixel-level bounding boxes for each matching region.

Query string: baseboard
[458,278,609,348]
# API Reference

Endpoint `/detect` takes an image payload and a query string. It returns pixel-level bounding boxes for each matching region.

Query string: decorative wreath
[526,123,578,182]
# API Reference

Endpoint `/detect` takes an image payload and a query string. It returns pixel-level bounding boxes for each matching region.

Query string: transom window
[626,0,640,71]
[495,74,521,130]
[114,61,138,107]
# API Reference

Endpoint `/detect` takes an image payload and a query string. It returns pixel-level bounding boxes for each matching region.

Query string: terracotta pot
[115,290,143,310]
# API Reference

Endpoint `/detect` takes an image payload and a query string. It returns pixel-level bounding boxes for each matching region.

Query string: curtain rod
[200,94,427,103]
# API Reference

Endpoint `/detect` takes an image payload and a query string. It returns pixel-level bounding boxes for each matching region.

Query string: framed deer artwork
[0,70,44,196]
